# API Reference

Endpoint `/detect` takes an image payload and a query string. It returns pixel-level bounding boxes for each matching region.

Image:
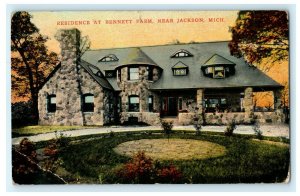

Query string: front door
[168,97,178,116]
[161,97,178,116]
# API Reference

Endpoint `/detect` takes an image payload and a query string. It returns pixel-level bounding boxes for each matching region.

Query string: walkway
[12,124,290,145]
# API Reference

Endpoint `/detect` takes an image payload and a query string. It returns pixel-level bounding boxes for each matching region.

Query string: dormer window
[202,54,236,79]
[105,70,116,78]
[173,68,187,76]
[98,54,118,62]
[213,66,225,78]
[171,49,193,58]
[172,61,189,76]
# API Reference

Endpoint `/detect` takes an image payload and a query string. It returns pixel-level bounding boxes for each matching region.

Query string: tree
[229,11,289,67]
[11,11,58,122]
[229,11,289,113]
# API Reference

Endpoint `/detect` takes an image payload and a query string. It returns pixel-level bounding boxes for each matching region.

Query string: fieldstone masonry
[117,65,161,125]
[38,29,114,126]
[243,87,254,123]
[38,28,286,126]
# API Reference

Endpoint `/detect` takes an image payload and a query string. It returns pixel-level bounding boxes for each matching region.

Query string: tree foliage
[11,11,59,121]
[229,11,289,65]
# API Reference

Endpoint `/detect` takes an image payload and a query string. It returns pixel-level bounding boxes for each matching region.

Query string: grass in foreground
[57,132,289,184]
[12,125,99,138]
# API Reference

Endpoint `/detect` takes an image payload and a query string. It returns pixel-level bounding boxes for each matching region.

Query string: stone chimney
[54,28,84,125]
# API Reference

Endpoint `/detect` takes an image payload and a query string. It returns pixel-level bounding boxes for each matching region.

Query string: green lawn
[12,125,99,138]
[56,132,290,184]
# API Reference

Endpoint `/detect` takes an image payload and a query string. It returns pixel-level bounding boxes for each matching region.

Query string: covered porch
[156,87,285,125]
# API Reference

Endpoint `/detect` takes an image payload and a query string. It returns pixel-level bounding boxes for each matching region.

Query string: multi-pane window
[213,66,225,78]
[128,67,139,80]
[204,97,227,112]
[47,95,56,113]
[178,97,183,110]
[83,94,94,112]
[148,96,153,112]
[173,68,187,76]
[128,95,140,112]
[99,54,119,62]
[105,70,116,78]
[171,49,193,58]
[118,96,122,113]
[147,66,153,80]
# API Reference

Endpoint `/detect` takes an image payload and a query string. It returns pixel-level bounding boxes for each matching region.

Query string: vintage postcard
[11,10,290,184]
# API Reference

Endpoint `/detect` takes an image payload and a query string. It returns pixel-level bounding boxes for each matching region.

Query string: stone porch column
[243,87,254,122]
[273,89,284,123]
[196,89,204,124]
[273,89,282,110]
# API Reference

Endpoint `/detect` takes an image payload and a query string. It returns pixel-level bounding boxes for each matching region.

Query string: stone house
[38,28,285,126]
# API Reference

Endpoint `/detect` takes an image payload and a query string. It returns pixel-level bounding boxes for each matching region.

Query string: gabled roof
[203,54,236,67]
[121,47,156,66]
[172,61,188,69]
[79,60,113,90]
[81,41,282,90]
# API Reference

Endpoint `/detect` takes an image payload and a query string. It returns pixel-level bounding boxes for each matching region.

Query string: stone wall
[117,65,161,124]
[178,113,195,125]
[38,29,114,126]
[120,112,161,125]
[254,111,285,123]
[177,111,284,125]
[38,61,114,125]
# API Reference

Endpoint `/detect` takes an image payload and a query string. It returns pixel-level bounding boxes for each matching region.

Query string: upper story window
[146,66,153,80]
[128,95,140,112]
[148,96,153,112]
[128,67,139,80]
[105,70,116,78]
[172,61,189,76]
[171,49,193,58]
[213,66,225,78]
[83,94,94,112]
[47,94,56,113]
[173,68,187,76]
[202,54,236,79]
[98,54,119,62]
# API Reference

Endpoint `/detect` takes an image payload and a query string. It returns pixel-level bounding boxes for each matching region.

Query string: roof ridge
[86,40,231,51]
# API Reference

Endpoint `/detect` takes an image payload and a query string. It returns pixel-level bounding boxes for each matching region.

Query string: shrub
[116,151,182,184]
[161,120,173,141]
[156,164,182,183]
[12,138,39,184]
[193,116,202,136]
[224,120,236,136]
[253,122,263,140]
[109,130,115,138]
[116,151,155,183]
[44,139,59,156]
[43,132,70,171]
[161,120,173,132]
[18,138,38,160]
